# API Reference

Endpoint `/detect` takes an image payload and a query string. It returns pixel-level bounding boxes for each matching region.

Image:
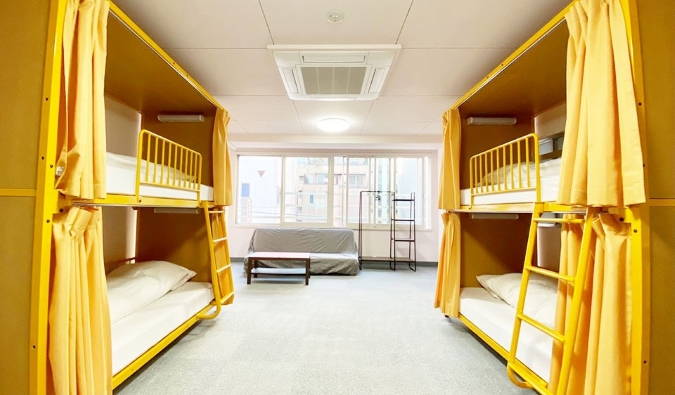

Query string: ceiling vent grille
[268,45,400,101]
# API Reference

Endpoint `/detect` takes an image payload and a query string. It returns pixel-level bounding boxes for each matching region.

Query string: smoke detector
[268,44,401,101]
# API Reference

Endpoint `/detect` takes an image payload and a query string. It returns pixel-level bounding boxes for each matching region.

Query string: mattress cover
[106,152,213,201]
[459,287,554,382]
[111,281,214,375]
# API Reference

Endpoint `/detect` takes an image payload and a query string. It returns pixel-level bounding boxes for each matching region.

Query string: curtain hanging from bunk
[213,108,233,206]
[49,1,111,394]
[434,108,461,317]
[557,0,645,207]
[55,0,109,200]
[550,213,631,394]
[49,207,112,395]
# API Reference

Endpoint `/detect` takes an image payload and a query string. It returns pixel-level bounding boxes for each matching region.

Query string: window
[236,156,282,224]
[236,154,431,228]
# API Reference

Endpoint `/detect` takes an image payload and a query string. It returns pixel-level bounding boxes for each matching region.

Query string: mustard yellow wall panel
[639,0,675,198]
[136,208,211,282]
[0,197,36,394]
[648,206,675,393]
[141,116,216,187]
[0,1,49,190]
[459,119,533,190]
[459,213,531,288]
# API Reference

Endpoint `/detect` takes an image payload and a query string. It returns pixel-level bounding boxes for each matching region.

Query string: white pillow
[106,261,196,323]
[476,274,502,300]
[481,272,558,328]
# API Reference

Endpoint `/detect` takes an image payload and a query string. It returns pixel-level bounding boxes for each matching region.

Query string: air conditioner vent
[301,66,367,95]
[269,45,400,101]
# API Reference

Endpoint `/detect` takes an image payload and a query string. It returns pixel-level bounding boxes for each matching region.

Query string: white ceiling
[113,0,569,150]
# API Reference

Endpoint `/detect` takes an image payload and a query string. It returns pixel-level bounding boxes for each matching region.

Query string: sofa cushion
[244,228,359,275]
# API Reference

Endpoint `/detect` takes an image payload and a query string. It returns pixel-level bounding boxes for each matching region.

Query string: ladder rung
[213,237,228,243]
[209,210,225,214]
[217,264,232,273]
[533,217,583,224]
[526,266,575,283]
[517,313,565,342]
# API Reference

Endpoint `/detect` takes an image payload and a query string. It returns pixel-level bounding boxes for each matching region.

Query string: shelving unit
[357,190,416,271]
[390,193,416,271]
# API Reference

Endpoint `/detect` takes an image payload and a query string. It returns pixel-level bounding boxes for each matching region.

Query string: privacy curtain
[213,108,233,206]
[550,0,640,392]
[49,1,111,394]
[549,214,631,395]
[49,207,111,395]
[557,0,645,207]
[434,109,462,317]
[55,0,109,200]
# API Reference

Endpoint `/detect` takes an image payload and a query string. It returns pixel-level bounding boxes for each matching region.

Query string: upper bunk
[71,3,223,208]
[450,11,570,213]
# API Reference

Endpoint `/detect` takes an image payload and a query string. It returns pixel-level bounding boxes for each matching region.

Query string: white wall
[102,97,141,265]
[226,148,441,263]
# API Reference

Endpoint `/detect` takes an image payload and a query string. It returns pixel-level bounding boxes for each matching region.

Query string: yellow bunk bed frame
[443,1,649,394]
[0,1,235,393]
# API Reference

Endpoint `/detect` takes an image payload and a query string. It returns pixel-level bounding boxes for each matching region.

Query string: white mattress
[111,281,214,375]
[106,152,213,201]
[460,175,559,205]
[459,287,553,382]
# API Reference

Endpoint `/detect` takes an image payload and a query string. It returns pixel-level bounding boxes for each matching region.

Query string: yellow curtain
[213,108,233,206]
[49,207,111,395]
[434,108,462,317]
[55,0,109,200]
[550,214,631,394]
[557,0,645,207]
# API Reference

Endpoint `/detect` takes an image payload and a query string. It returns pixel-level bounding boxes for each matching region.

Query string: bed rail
[469,133,540,207]
[136,129,203,201]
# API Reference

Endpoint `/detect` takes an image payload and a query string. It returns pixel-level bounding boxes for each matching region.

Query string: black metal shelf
[358,191,416,271]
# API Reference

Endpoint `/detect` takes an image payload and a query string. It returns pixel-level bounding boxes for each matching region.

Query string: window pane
[375,158,391,224]
[333,157,346,227]
[346,157,372,224]
[237,156,282,224]
[395,157,422,222]
[285,157,328,223]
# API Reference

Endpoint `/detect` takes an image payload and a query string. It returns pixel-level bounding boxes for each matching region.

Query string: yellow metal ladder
[506,204,596,394]
[198,202,235,319]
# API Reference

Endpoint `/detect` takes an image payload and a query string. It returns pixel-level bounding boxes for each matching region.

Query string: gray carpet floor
[114,262,533,395]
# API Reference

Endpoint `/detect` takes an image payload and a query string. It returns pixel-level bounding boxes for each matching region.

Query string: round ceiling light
[326,9,345,23]
[317,118,349,132]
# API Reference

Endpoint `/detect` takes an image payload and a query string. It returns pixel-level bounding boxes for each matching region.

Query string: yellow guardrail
[135,129,202,201]
[469,133,540,207]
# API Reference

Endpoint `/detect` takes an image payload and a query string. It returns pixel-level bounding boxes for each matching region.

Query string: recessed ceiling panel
[113,0,271,49]
[398,0,569,49]
[382,48,513,96]
[366,96,459,124]
[259,0,413,44]
[214,96,298,123]
[170,49,286,96]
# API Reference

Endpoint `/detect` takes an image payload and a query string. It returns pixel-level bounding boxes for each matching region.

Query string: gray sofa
[243,228,359,275]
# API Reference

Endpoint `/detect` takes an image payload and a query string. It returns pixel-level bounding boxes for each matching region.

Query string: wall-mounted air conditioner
[268,44,401,101]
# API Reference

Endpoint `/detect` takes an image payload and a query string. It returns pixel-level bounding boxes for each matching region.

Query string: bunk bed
[434,1,647,394]
[2,1,235,393]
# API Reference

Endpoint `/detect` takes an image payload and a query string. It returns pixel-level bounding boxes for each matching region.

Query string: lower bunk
[106,261,221,387]
[458,273,558,383]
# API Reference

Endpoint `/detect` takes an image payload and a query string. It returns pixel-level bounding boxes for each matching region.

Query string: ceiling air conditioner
[268,44,401,101]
